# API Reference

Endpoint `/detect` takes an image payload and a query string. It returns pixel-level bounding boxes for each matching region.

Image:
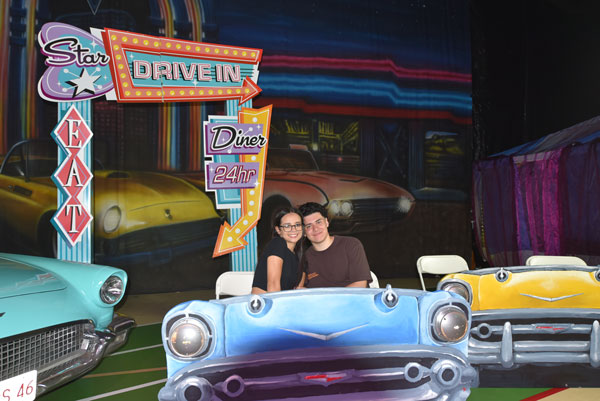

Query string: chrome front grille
[469,312,600,367]
[0,322,92,381]
[159,346,477,401]
[98,217,221,256]
[328,198,408,233]
[350,198,407,223]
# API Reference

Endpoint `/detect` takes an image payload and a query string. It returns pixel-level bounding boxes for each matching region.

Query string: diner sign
[101,28,262,104]
[206,106,272,257]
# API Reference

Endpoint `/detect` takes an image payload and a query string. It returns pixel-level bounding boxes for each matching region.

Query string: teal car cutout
[0,253,134,399]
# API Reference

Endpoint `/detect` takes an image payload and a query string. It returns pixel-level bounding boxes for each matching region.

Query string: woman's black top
[252,237,299,291]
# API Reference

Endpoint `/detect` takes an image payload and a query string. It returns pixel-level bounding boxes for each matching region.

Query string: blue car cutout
[0,253,134,399]
[158,286,477,401]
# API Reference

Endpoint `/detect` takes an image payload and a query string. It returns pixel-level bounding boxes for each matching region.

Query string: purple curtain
[473,139,600,266]
[512,151,562,263]
[559,139,600,265]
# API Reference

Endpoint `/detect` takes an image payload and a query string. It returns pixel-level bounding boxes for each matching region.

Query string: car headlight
[432,304,469,343]
[328,200,353,217]
[397,196,413,214]
[100,275,124,304]
[103,206,121,233]
[168,316,212,358]
[329,200,341,215]
[439,280,472,304]
[594,269,600,282]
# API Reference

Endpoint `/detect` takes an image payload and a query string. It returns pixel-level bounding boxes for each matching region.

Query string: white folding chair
[526,255,587,266]
[416,255,469,291]
[369,271,380,288]
[215,271,255,299]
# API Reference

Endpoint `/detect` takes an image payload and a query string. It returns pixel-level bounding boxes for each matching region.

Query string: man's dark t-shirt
[252,237,299,291]
[301,236,371,288]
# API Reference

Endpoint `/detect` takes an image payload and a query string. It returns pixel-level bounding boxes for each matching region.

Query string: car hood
[444,266,600,311]
[94,170,213,205]
[267,170,414,201]
[222,290,419,357]
[0,256,66,299]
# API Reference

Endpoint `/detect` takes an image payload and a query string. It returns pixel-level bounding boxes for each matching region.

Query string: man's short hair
[299,202,327,218]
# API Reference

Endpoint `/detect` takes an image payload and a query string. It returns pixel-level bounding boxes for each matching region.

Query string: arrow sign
[101,28,262,104]
[212,105,272,257]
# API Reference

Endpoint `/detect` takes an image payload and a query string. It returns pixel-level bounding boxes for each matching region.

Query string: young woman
[251,207,304,294]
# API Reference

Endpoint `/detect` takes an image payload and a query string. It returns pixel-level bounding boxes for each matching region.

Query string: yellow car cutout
[0,140,220,266]
[438,263,600,369]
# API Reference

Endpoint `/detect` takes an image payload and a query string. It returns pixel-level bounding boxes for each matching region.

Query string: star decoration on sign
[66,68,101,97]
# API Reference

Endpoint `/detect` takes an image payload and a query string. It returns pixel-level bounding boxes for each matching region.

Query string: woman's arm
[296,272,306,288]
[266,255,284,292]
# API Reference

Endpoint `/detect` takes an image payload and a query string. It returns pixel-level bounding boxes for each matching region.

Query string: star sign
[66,68,101,97]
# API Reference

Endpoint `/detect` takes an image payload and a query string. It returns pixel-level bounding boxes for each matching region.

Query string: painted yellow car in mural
[0,140,220,265]
[437,262,600,369]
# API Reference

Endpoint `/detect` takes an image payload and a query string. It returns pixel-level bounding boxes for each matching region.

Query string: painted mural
[0,0,471,293]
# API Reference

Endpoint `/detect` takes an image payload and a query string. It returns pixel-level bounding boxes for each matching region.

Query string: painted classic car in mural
[180,146,415,245]
[437,263,600,369]
[0,140,221,264]
[0,252,133,398]
[158,287,477,401]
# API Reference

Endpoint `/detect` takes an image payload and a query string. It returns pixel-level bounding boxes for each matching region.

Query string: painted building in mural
[0,0,471,293]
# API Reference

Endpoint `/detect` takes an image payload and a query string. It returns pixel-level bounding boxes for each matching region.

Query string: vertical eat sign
[51,106,94,246]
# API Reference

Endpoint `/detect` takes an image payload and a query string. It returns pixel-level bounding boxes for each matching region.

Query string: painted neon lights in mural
[205,106,272,257]
[101,28,262,104]
[38,23,113,102]
[50,106,93,246]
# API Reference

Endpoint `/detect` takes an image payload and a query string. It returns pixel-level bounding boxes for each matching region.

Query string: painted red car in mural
[179,146,415,244]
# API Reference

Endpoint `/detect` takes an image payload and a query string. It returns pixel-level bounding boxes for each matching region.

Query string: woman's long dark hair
[272,207,305,280]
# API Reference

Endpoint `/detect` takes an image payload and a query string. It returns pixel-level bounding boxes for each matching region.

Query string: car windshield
[1,141,58,178]
[267,149,318,170]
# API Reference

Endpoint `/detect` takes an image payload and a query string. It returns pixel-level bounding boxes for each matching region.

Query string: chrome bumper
[37,314,135,396]
[159,344,477,401]
[470,309,600,368]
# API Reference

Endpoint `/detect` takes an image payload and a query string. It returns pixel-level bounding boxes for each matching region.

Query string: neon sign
[101,28,262,104]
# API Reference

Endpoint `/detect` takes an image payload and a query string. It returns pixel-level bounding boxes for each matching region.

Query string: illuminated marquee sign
[101,28,262,104]
[206,106,272,257]
[38,23,263,104]
[51,106,94,245]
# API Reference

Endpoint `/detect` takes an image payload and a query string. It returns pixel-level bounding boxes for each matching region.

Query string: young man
[298,202,372,288]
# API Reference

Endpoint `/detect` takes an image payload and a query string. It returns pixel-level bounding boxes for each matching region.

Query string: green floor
[38,323,554,401]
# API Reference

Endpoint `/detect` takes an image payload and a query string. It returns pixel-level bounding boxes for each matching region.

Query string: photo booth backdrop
[0,0,472,293]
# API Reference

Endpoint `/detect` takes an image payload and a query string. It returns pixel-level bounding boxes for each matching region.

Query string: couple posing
[251,202,372,294]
